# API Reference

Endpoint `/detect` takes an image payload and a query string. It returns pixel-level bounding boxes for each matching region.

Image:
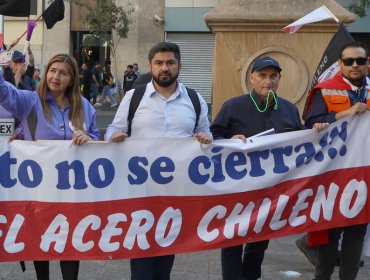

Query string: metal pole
[0,15,4,38]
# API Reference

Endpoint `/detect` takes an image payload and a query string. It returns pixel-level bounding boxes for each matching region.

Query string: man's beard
[152,72,179,87]
[347,75,366,87]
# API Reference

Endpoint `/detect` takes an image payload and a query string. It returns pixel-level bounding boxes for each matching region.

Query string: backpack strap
[185,87,201,131]
[127,84,146,136]
[127,85,201,136]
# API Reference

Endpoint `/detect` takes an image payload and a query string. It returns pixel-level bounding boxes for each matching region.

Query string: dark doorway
[72,31,111,68]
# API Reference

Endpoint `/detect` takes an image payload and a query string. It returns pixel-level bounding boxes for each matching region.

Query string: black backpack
[127,84,201,136]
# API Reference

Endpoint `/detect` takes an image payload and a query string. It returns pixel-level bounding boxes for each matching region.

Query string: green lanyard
[250,90,278,112]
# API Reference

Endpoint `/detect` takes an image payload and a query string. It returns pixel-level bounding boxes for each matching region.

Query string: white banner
[0,113,370,261]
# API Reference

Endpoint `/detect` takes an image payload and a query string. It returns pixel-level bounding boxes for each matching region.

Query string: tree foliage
[69,0,134,56]
[68,0,134,91]
[348,0,370,17]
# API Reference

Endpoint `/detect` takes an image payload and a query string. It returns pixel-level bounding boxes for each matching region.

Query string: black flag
[310,21,354,89]
[42,0,65,29]
[303,22,354,120]
[0,0,31,17]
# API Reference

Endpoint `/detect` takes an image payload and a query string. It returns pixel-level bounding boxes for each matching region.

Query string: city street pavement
[1,234,369,279]
[94,104,118,140]
[1,106,369,279]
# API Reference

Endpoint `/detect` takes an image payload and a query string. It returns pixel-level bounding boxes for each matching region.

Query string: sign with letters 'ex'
[0,119,14,136]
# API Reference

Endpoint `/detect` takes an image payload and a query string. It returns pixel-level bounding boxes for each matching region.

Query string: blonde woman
[0,53,99,279]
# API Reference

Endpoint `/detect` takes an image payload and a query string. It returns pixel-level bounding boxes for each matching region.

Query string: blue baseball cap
[251,56,282,72]
[12,51,24,63]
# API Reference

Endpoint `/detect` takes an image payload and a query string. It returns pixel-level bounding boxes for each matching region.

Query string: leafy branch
[68,0,134,95]
[348,0,370,18]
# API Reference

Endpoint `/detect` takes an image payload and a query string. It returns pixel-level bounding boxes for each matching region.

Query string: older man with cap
[211,56,306,280]
[9,50,35,90]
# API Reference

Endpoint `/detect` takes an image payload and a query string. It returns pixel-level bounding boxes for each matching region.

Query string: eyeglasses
[341,57,368,66]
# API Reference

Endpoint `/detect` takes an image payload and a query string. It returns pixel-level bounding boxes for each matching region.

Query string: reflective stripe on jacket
[321,88,370,112]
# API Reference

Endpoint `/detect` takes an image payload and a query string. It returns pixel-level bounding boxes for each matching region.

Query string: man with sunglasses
[304,41,369,280]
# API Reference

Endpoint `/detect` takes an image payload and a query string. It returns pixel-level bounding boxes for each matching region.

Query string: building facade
[2,0,369,104]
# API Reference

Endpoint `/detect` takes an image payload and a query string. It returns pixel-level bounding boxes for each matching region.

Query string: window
[30,0,38,15]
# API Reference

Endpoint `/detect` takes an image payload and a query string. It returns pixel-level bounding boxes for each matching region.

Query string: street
[1,235,369,279]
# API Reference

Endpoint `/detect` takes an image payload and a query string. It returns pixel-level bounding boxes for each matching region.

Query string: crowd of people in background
[1,43,144,112]
[77,61,142,109]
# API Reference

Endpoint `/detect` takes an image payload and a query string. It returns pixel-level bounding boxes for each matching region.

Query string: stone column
[204,0,355,118]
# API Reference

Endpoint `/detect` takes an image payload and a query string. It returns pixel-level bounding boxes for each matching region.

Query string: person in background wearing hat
[0,66,22,140]
[210,56,327,280]
[9,48,35,90]
[1,44,37,140]
[1,46,23,140]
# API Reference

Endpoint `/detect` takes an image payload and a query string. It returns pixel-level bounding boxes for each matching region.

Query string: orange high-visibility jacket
[304,75,370,120]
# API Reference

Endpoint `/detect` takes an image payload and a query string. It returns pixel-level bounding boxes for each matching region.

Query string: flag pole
[0,15,4,36]
[8,14,43,50]
[322,5,340,23]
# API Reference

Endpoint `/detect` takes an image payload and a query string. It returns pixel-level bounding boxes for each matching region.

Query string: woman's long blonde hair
[37,54,85,131]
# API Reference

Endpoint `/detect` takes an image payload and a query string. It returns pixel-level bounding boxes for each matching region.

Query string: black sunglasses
[341,57,368,66]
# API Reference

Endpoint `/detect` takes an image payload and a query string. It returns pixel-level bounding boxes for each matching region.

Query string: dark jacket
[211,91,305,139]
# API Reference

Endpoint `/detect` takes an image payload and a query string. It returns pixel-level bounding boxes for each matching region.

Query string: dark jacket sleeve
[294,107,306,131]
[25,64,34,79]
[3,66,16,86]
[133,72,152,89]
[210,102,232,139]
[304,89,336,128]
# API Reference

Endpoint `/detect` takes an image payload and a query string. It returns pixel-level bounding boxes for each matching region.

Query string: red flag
[0,33,3,50]
[0,0,31,17]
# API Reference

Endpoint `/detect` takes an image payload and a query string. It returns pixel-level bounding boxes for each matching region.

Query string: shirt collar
[148,80,183,100]
[46,92,54,102]
[46,92,70,109]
